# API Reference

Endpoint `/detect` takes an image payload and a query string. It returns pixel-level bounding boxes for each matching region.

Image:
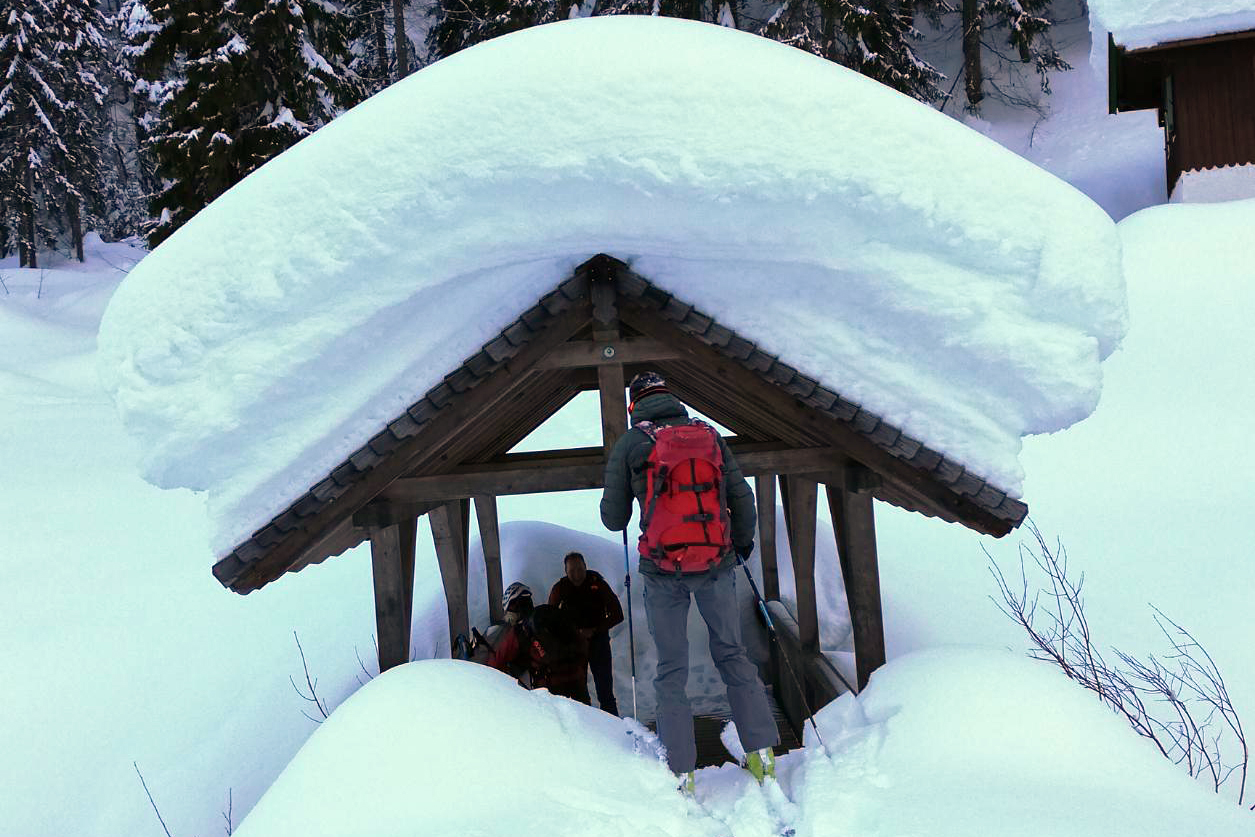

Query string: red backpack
[636,420,731,573]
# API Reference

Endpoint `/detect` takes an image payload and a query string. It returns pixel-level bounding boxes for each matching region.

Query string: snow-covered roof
[97,17,1125,558]
[1090,0,1255,50]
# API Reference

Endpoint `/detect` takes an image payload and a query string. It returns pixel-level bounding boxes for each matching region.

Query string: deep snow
[230,652,1253,837]
[97,17,1124,558]
[4,16,1255,837]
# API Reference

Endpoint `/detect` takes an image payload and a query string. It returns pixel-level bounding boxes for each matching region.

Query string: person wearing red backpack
[600,372,778,792]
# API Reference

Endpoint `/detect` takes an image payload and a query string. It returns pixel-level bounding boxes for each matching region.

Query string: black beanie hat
[629,371,669,404]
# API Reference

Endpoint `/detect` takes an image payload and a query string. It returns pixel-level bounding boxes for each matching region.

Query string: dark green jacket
[600,393,756,573]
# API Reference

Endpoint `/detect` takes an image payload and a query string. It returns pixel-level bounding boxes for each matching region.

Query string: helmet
[502,582,533,613]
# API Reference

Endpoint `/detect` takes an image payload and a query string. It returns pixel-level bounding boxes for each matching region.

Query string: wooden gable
[213,254,1027,597]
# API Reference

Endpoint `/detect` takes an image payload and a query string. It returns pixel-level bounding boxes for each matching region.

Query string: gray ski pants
[642,564,779,774]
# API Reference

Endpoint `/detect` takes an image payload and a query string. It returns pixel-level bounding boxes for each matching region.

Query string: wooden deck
[646,687,803,768]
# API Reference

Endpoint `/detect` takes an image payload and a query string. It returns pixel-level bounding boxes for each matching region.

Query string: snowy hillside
[3,14,1255,837]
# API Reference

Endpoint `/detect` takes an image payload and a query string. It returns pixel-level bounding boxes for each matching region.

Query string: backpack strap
[634,420,669,560]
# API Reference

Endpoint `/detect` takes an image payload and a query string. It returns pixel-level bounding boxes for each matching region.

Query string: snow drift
[96,17,1125,555]
[231,651,1253,837]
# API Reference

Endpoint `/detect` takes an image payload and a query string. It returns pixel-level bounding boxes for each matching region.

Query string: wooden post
[591,266,628,456]
[755,474,780,601]
[370,521,417,673]
[430,501,470,652]
[827,466,886,691]
[399,516,417,639]
[474,495,506,624]
[782,474,820,654]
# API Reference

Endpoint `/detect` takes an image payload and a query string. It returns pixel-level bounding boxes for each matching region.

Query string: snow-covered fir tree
[125,0,363,246]
[427,0,568,60]
[959,0,1070,112]
[344,0,392,93]
[0,0,111,265]
[759,0,944,103]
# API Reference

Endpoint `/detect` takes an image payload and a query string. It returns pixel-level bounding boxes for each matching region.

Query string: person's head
[628,371,669,413]
[563,551,587,586]
[502,581,534,623]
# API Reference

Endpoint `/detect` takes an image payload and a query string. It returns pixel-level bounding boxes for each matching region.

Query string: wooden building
[211,254,1028,705]
[1108,28,1255,196]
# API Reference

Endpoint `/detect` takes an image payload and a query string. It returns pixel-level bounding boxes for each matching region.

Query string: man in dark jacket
[548,551,624,716]
[600,372,778,788]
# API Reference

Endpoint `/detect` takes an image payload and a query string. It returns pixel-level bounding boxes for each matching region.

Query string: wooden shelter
[212,255,1027,698]
[1108,29,1255,195]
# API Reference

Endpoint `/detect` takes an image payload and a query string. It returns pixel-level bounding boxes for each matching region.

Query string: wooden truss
[213,255,1027,694]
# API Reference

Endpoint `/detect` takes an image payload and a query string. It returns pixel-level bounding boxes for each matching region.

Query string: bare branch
[133,762,174,837]
[291,630,330,722]
[988,522,1250,810]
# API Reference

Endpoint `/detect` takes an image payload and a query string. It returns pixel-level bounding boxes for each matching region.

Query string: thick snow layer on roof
[1090,0,1255,49]
[97,17,1125,556]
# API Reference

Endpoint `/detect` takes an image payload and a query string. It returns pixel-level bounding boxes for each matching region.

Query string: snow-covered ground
[229,653,1253,837]
[4,15,1255,837]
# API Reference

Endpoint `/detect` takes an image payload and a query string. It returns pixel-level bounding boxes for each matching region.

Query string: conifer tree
[427,0,567,60]
[344,0,392,92]
[959,0,1069,112]
[760,0,944,103]
[0,0,111,265]
[126,0,363,246]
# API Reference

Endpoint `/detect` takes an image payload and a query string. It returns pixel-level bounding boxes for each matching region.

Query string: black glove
[735,540,754,559]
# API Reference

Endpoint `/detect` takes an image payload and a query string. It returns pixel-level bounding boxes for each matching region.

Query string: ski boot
[745,747,776,784]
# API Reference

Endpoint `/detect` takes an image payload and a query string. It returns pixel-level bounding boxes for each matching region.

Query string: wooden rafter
[537,337,682,370]
[617,298,1012,535]
[226,301,593,593]
[374,442,850,503]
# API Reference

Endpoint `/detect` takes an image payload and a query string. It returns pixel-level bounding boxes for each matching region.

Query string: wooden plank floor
[646,688,803,768]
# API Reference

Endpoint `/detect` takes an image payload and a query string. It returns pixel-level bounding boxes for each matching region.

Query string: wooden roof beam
[224,300,594,593]
[617,297,1013,536]
[536,336,684,369]
[377,443,849,503]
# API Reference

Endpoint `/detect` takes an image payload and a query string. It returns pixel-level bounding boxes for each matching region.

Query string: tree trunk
[21,166,37,269]
[391,0,409,80]
[69,195,85,262]
[962,0,984,111]
[373,0,388,83]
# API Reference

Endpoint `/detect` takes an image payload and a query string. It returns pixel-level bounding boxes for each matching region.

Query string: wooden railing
[760,601,856,741]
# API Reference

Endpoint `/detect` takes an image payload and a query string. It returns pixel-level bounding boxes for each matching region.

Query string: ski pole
[735,552,828,753]
[623,528,638,721]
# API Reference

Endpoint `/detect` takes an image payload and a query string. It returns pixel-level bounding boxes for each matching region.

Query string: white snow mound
[1091,0,1255,50]
[97,17,1126,556]
[232,660,693,837]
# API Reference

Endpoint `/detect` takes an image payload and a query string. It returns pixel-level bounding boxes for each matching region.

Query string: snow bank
[791,648,1253,836]
[232,650,1252,837]
[1090,0,1255,50]
[96,17,1125,556]
[232,660,697,837]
